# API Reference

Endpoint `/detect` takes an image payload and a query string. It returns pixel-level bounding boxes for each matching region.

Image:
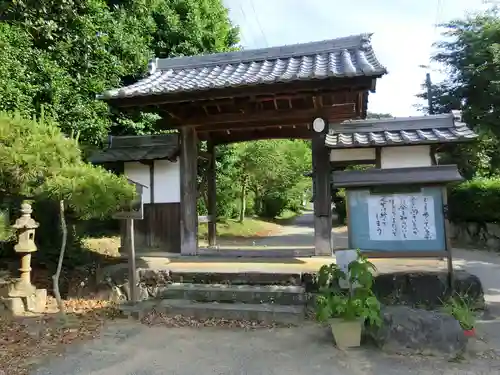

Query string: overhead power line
[249,0,269,47]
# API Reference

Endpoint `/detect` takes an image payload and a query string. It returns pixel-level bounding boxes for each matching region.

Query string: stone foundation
[449,221,500,250]
[87,263,484,312]
[0,278,47,315]
[373,270,484,309]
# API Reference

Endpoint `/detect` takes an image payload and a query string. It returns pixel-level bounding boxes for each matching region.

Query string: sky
[223,0,489,116]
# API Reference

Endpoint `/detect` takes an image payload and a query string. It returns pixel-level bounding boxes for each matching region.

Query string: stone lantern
[10,201,39,297]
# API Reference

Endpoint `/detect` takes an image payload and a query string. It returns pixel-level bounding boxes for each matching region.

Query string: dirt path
[212,211,348,249]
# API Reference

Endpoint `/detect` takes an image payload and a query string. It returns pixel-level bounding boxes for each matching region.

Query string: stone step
[197,248,315,258]
[120,299,304,325]
[140,269,306,286]
[155,283,306,305]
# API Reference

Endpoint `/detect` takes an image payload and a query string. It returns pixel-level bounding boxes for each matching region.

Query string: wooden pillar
[147,160,155,247]
[180,127,198,255]
[207,139,217,247]
[125,218,137,303]
[312,120,332,256]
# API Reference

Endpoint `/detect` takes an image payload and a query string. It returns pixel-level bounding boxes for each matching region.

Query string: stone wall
[449,222,500,250]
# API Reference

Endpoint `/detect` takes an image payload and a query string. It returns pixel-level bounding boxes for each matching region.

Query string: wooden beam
[105,76,377,108]
[207,139,217,247]
[179,127,198,255]
[187,104,356,130]
[202,125,312,144]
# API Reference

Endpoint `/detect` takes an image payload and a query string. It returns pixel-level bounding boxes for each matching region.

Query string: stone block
[486,237,500,250]
[373,270,484,309]
[156,299,304,325]
[162,271,302,286]
[1,297,26,315]
[486,223,500,239]
[25,289,47,313]
[367,306,467,358]
[155,283,306,305]
[306,270,484,309]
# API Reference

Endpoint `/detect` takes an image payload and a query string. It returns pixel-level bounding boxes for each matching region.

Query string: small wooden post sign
[112,179,147,220]
[113,179,147,304]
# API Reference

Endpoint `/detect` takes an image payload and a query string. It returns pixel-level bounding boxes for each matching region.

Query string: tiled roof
[99,34,386,100]
[325,113,477,148]
[90,134,178,163]
[331,165,464,188]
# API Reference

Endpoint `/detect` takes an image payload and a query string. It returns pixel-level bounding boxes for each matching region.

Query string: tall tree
[421,8,500,177]
[0,0,239,144]
[234,140,311,218]
[0,111,135,315]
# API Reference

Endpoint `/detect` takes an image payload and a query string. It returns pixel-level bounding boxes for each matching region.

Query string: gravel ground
[25,214,500,374]
[31,321,500,375]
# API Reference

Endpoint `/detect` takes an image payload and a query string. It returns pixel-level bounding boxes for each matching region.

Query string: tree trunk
[239,176,247,223]
[52,200,67,319]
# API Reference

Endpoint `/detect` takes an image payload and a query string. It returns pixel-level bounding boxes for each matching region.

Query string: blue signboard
[347,186,446,252]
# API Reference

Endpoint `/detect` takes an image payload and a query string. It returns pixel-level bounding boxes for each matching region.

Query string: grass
[198,217,282,240]
[273,209,299,224]
[82,235,121,257]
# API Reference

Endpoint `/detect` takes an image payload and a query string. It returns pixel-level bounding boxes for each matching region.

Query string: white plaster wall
[124,162,151,204]
[330,148,376,162]
[381,145,431,169]
[154,159,180,203]
[123,160,181,204]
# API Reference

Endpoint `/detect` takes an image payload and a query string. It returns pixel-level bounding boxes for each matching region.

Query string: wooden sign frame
[112,179,148,220]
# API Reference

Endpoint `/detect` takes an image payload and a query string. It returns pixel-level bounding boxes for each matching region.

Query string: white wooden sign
[367,194,436,241]
[335,249,358,290]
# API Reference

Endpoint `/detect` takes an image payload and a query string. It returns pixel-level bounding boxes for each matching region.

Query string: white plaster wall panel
[124,162,151,204]
[381,145,431,169]
[330,148,376,162]
[154,159,180,203]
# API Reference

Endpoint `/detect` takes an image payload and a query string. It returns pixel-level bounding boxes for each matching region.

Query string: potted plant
[314,250,382,349]
[442,294,476,337]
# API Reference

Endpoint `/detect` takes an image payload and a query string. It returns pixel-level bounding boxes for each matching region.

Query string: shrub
[258,193,287,218]
[448,177,500,223]
[0,111,135,267]
[333,188,347,225]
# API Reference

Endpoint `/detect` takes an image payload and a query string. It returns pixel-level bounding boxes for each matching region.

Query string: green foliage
[259,193,287,219]
[232,140,311,218]
[0,0,239,144]
[332,188,347,225]
[0,210,14,242]
[442,294,476,330]
[315,251,382,326]
[197,140,311,221]
[40,163,136,219]
[423,7,500,177]
[0,111,135,217]
[448,177,500,223]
